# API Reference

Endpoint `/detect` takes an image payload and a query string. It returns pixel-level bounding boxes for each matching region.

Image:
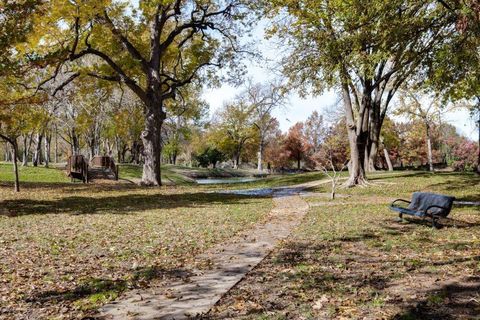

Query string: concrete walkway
[98,182,322,320]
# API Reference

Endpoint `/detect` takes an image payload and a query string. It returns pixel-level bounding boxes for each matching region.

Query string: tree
[304,111,327,155]
[379,117,401,171]
[31,0,250,185]
[241,82,286,171]
[284,122,311,170]
[162,85,209,165]
[0,0,44,191]
[0,0,41,76]
[396,90,452,172]
[0,95,46,192]
[195,147,225,168]
[422,22,480,173]
[263,0,456,186]
[215,101,255,169]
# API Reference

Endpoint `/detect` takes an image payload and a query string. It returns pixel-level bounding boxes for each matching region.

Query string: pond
[195,177,261,185]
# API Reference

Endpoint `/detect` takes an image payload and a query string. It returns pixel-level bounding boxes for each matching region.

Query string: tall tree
[263,0,455,186]
[284,122,311,170]
[304,111,327,154]
[396,91,452,172]
[215,101,255,169]
[30,0,250,185]
[423,16,480,173]
[241,82,285,171]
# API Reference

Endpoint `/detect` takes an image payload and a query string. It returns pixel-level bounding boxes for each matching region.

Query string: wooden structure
[90,155,119,180]
[66,155,89,183]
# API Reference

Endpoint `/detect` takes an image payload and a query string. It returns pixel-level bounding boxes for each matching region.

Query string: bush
[446,139,479,171]
[194,147,226,168]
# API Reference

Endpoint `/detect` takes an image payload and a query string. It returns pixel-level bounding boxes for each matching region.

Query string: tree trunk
[383,147,394,171]
[297,157,301,170]
[477,115,480,174]
[257,139,264,172]
[45,134,52,168]
[89,137,95,160]
[342,81,368,187]
[331,180,336,200]
[426,125,434,172]
[54,125,58,163]
[367,141,378,172]
[4,142,10,162]
[72,130,80,155]
[33,133,43,167]
[22,134,33,166]
[141,108,165,186]
[12,141,20,192]
[345,132,368,186]
[234,153,240,169]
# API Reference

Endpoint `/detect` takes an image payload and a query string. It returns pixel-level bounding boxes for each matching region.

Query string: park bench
[66,155,88,183]
[390,192,455,228]
[90,156,119,180]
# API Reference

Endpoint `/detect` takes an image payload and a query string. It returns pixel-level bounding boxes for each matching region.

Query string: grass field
[0,162,329,190]
[209,172,480,319]
[1,165,479,319]
[0,167,273,319]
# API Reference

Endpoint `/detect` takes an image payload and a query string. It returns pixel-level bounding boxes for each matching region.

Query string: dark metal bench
[390,192,455,228]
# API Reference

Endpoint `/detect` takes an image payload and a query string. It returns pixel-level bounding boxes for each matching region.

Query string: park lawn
[117,163,328,189]
[0,163,69,184]
[118,164,198,185]
[0,182,273,319]
[209,172,480,319]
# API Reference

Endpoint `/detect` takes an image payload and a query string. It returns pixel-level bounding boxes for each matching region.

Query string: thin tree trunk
[33,133,43,167]
[1,134,20,192]
[426,125,434,172]
[257,140,264,172]
[12,141,20,192]
[477,115,480,174]
[331,180,336,200]
[4,142,10,162]
[22,134,33,166]
[383,147,394,171]
[54,125,58,163]
[45,134,51,168]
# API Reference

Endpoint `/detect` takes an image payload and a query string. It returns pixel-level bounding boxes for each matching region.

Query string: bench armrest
[425,205,448,217]
[391,199,411,207]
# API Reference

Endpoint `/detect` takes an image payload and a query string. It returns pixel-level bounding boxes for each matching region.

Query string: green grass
[1,162,332,189]
[0,176,273,319]
[0,163,69,183]
[209,172,480,319]
[118,164,197,185]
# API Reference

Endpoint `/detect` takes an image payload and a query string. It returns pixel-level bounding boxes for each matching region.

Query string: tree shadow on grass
[393,277,480,320]
[210,238,480,319]
[27,266,194,304]
[369,171,430,181]
[424,173,480,201]
[1,192,269,217]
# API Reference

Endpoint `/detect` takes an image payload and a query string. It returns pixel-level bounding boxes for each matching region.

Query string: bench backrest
[407,192,455,217]
[68,155,86,173]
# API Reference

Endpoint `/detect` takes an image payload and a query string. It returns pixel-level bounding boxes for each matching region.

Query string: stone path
[98,181,323,320]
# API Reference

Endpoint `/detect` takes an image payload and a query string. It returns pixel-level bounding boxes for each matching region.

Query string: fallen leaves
[0,183,272,319]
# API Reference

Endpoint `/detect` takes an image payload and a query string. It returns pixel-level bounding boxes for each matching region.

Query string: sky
[201,23,479,141]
